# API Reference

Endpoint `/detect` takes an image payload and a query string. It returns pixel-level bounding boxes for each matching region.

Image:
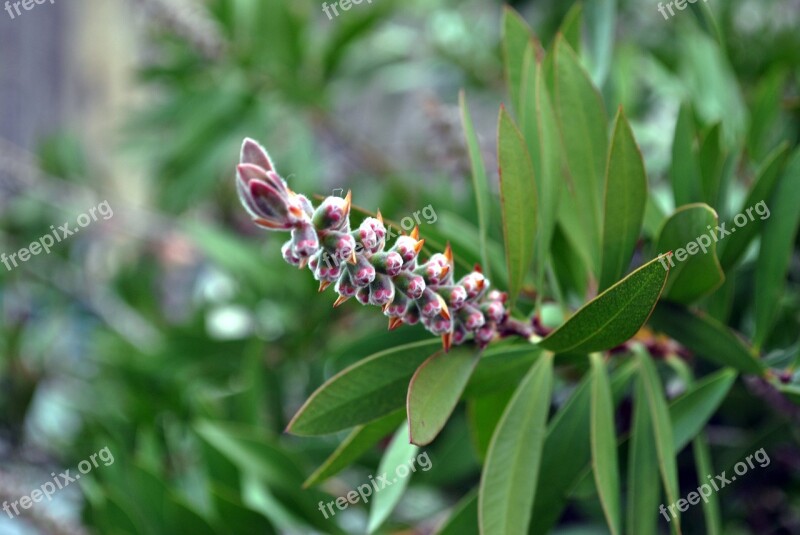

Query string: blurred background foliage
[0,0,799,533]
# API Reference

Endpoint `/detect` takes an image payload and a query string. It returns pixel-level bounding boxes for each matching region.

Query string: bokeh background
[1,0,799,534]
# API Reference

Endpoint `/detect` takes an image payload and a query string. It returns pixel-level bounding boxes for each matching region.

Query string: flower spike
[235,139,510,349]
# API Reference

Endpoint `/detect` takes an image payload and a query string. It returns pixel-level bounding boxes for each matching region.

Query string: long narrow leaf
[590,354,621,535]
[600,108,648,291]
[479,353,553,535]
[498,107,537,308]
[637,350,681,533]
[460,91,492,277]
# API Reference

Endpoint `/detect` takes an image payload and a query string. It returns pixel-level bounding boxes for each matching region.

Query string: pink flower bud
[296,194,315,219]
[393,272,426,299]
[438,285,468,310]
[487,290,507,303]
[291,223,319,258]
[335,271,357,298]
[482,300,506,324]
[422,309,453,335]
[236,162,308,229]
[321,231,356,265]
[348,255,376,287]
[369,275,395,306]
[357,217,386,255]
[452,322,468,345]
[403,303,421,325]
[356,286,370,305]
[458,272,488,300]
[281,240,302,267]
[313,196,351,232]
[240,138,275,171]
[475,322,496,348]
[312,250,342,282]
[415,256,452,288]
[390,236,423,266]
[370,251,403,277]
[417,288,443,318]
[384,291,411,317]
[458,304,486,331]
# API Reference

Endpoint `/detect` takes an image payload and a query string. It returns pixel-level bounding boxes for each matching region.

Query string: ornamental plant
[235,6,799,535]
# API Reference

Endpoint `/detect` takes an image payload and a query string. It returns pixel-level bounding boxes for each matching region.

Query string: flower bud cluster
[236,138,508,350]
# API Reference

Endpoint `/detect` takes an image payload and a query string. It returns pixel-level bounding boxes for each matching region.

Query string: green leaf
[521,50,562,299]
[465,346,541,398]
[655,203,725,304]
[627,374,660,535]
[636,351,681,531]
[589,354,621,535]
[498,107,537,308]
[530,359,636,535]
[698,123,726,207]
[287,340,439,435]
[303,410,405,488]
[367,422,419,533]
[692,435,723,535]
[460,91,493,278]
[559,4,583,53]
[554,35,608,276]
[754,149,800,348]
[719,142,789,270]
[539,255,669,354]
[436,490,479,535]
[671,103,702,206]
[599,108,648,291]
[747,69,786,161]
[467,388,515,461]
[648,303,764,374]
[479,353,553,535]
[670,368,736,450]
[408,346,482,446]
[502,6,534,114]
